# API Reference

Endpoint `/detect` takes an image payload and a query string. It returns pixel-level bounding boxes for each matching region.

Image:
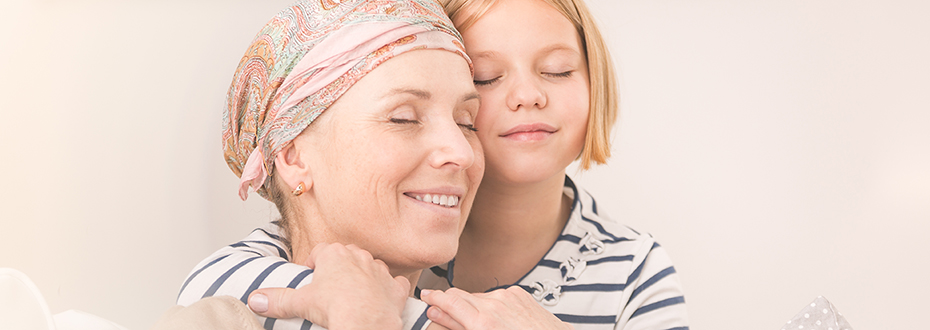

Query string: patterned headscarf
[223,0,470,200]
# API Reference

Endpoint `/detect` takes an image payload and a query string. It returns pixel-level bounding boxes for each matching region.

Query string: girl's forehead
[460,1,581,58]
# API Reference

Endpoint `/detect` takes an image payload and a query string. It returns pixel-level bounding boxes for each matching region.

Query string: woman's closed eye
[457,123,478,132]
[474,76,500,86]
[389,118,420,125]
[391,116,475,132]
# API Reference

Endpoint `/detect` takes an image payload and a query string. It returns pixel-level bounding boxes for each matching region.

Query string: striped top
[177,176,687,330]
[418,177,689,330]
[176,226,433,330]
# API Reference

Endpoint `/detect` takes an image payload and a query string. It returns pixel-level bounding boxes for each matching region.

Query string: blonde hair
[442,0,618,170]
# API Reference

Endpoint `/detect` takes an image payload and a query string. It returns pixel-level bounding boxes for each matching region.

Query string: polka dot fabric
[782,296,854,330]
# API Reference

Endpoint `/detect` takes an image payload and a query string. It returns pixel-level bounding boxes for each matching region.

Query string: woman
[186,0,689,329]
[175,0,486,329]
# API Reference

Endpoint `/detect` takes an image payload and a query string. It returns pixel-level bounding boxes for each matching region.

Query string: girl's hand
[247,242,410,330]
[420,287,574,330]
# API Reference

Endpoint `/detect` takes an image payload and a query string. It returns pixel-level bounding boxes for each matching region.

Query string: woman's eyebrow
[385,88,432,100]
[469,50,500,60]
[462,91,480,103]
[383,89,478,103]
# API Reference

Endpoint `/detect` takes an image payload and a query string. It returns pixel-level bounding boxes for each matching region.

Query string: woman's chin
[402,241,459,270]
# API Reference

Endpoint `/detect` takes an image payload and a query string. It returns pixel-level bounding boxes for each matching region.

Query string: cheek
[563,83,591,126]
[334,136,405,198]
[468,138,486,186]
[369,141,416,181]
[475,87,505,124]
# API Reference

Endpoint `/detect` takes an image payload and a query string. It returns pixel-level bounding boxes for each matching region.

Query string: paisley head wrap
[223,0,470,200]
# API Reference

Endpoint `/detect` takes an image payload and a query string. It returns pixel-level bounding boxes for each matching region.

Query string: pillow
[781,296,854,330]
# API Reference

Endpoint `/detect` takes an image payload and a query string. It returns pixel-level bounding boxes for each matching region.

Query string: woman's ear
[274,142,313,194]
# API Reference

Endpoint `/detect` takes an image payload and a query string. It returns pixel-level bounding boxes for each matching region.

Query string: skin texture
[275,49,484,279]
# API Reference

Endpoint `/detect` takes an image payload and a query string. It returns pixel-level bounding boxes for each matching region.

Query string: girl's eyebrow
[537,44,582,57]
[470,45,580,61]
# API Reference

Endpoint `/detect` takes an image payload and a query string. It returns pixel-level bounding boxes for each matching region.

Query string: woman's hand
[247,242,410,330]
[420,287,575,330]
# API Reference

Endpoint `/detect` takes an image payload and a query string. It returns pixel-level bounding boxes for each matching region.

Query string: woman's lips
[403,187,466,208]
[404,193,460,208]
[500,123,557,141]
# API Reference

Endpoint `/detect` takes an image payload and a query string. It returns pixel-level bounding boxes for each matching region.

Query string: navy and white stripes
[177,176,687,330]
[176,227,432,330]
[418,176,689,330]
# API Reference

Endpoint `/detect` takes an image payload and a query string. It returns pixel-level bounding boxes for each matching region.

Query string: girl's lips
[500,123,558,141]
[503,131,553,142]
[500,123,558,137]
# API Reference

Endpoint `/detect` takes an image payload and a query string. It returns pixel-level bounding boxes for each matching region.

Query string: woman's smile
[405,193,461,208]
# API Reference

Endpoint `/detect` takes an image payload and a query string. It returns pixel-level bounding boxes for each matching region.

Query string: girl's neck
[467,171,570,237]
[452,170,572,292]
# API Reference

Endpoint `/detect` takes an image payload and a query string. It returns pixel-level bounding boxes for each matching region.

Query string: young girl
[182,0,689,329]
[408,1,688,329]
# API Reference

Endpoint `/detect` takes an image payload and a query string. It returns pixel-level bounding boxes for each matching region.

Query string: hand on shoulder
[248,242,410,330]
[421,287,574,330]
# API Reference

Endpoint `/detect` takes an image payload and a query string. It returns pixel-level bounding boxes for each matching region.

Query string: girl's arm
[177,227,433,330]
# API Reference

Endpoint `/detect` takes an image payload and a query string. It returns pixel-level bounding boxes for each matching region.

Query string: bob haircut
[441,0,618,170]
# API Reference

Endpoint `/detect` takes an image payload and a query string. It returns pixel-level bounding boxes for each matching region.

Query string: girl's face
[459,0,590,185]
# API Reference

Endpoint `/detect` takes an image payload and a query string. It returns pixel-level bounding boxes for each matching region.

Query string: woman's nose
[505,73,548,111]
[428,120,476,171]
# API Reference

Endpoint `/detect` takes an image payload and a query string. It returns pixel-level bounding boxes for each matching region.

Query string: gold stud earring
[292,182,305,196]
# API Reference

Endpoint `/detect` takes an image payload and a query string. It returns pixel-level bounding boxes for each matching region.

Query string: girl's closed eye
[543,70,573,78]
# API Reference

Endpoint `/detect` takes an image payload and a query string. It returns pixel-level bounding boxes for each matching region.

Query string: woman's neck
[287,217,423,297]
[452,171,572,292]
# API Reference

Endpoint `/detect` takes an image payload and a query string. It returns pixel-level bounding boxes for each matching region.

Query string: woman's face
[294,49,483,273]
[459,0,590,185]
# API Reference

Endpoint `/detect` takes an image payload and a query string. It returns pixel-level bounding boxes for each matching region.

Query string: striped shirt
[418,177,689,330]
[176,227,432,330]
[177,176,687,330]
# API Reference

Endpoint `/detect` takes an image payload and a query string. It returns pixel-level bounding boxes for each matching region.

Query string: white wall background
[1,0,927,329]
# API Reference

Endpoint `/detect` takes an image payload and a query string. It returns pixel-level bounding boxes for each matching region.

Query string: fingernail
[249,293,269,313]
[420,289,431,298]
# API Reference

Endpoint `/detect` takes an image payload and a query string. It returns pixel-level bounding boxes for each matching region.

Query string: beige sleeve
[150,296,264,330]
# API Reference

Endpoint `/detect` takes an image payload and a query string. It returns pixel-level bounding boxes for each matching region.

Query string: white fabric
[0,268,55,330]
[53,310,129,330]
[0,268,128,330]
